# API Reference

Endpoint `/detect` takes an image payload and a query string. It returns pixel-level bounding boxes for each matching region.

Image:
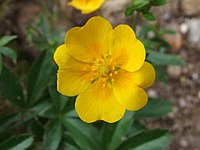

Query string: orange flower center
[92,56,119,87]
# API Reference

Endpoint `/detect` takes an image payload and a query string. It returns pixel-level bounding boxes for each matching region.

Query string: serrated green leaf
[0,134,33,150]
[0,66,25,108]
[62,118,102,150]
[44,121,62,150]
[146,49,186,65]
[117,129,170,150]
[143,12,156,21]
[1,46,17,63]
[27,51,53,106]
[0,35,17,47]
[151,0,167,6]
[107,112,135,150]
[135,98,172,119]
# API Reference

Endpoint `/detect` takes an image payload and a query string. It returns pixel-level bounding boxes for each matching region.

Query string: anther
[109,73,113,77]
[102,83,106,88]
[114,71,118,75]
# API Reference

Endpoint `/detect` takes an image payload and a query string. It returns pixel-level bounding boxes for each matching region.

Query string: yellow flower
[68,0,105,14]
[54,16,156,123]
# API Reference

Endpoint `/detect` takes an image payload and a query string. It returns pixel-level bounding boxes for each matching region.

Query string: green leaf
[0,54,2,74]
[151,0,167,6]
[0,113,20,134]
[62,118,102,150]
[143,12,156,21]
[1,46,17,63]
[0,66,24,108]
[107,112,135,150]
[44,121,62,150]
[117,129,170,150]
[146,49,186,65]
[59,142,80,150]
[135,98,172,119]
[0,134,34,150]
[125,0,150,16]
[0,35,17,47]
[49,86,69,113]
[127,121,146,137]
[27,51,53,106]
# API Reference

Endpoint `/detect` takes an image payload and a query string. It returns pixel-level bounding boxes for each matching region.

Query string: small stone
[167,66,182,79]
[198,91,200,100]
[180,139,188,147]
[180,76,188,86]
[147,89,158,98]
[179,99,187,108]
[162,23,183,52]
[192,73,199,80]
[180,23,189,34]
[181,0,200,16]
[187,18,200,43]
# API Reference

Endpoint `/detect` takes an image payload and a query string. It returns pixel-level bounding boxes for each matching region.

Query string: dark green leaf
[117,129,170,150]
[49,86,69,113]
[62,118,102,150]
[44,121,62,150]
[155,65,168,82]
[0,134,33,150]
[27,51,53,106]
[151,0,167,6]
[0,54,2,74]
[107,112,135,150]
[143,12,156,21]
[146,49,186,65]
[0,35,17,47]
[127,121,146,137]
[0,113,20,134]
[0,66,24,108]
[1,46,17,63]
[135,98,172,119]
[59,142,80,150]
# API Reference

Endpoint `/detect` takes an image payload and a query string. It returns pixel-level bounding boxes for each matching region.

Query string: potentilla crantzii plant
[54,16,156,123]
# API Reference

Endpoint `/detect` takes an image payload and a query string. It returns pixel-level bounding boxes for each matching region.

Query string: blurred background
[0,0,200,149]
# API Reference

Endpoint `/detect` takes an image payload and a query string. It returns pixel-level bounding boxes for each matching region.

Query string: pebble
[180,139,189,147]
[192,73,199,80]
[180,22,189,34]
[181,0,200,16]
[147,89,158,98]
[198,91,200,100]
[167,66,182,79]
[179,98,187,108]
[187,18,200,43]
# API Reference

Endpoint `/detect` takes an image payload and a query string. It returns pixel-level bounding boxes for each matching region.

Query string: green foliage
[0,35,17,74]
[0,66,25,108]
[125,0,167,21]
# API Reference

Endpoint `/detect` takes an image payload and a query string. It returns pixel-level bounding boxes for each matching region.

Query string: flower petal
[112,70,148,111]
[111,25,145,72]
[69,0,105,14]
[75,81,125,123]
[131,62,156,88]
[54,45,94,96]
[57,69,94,97]
[65,16,113,63]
